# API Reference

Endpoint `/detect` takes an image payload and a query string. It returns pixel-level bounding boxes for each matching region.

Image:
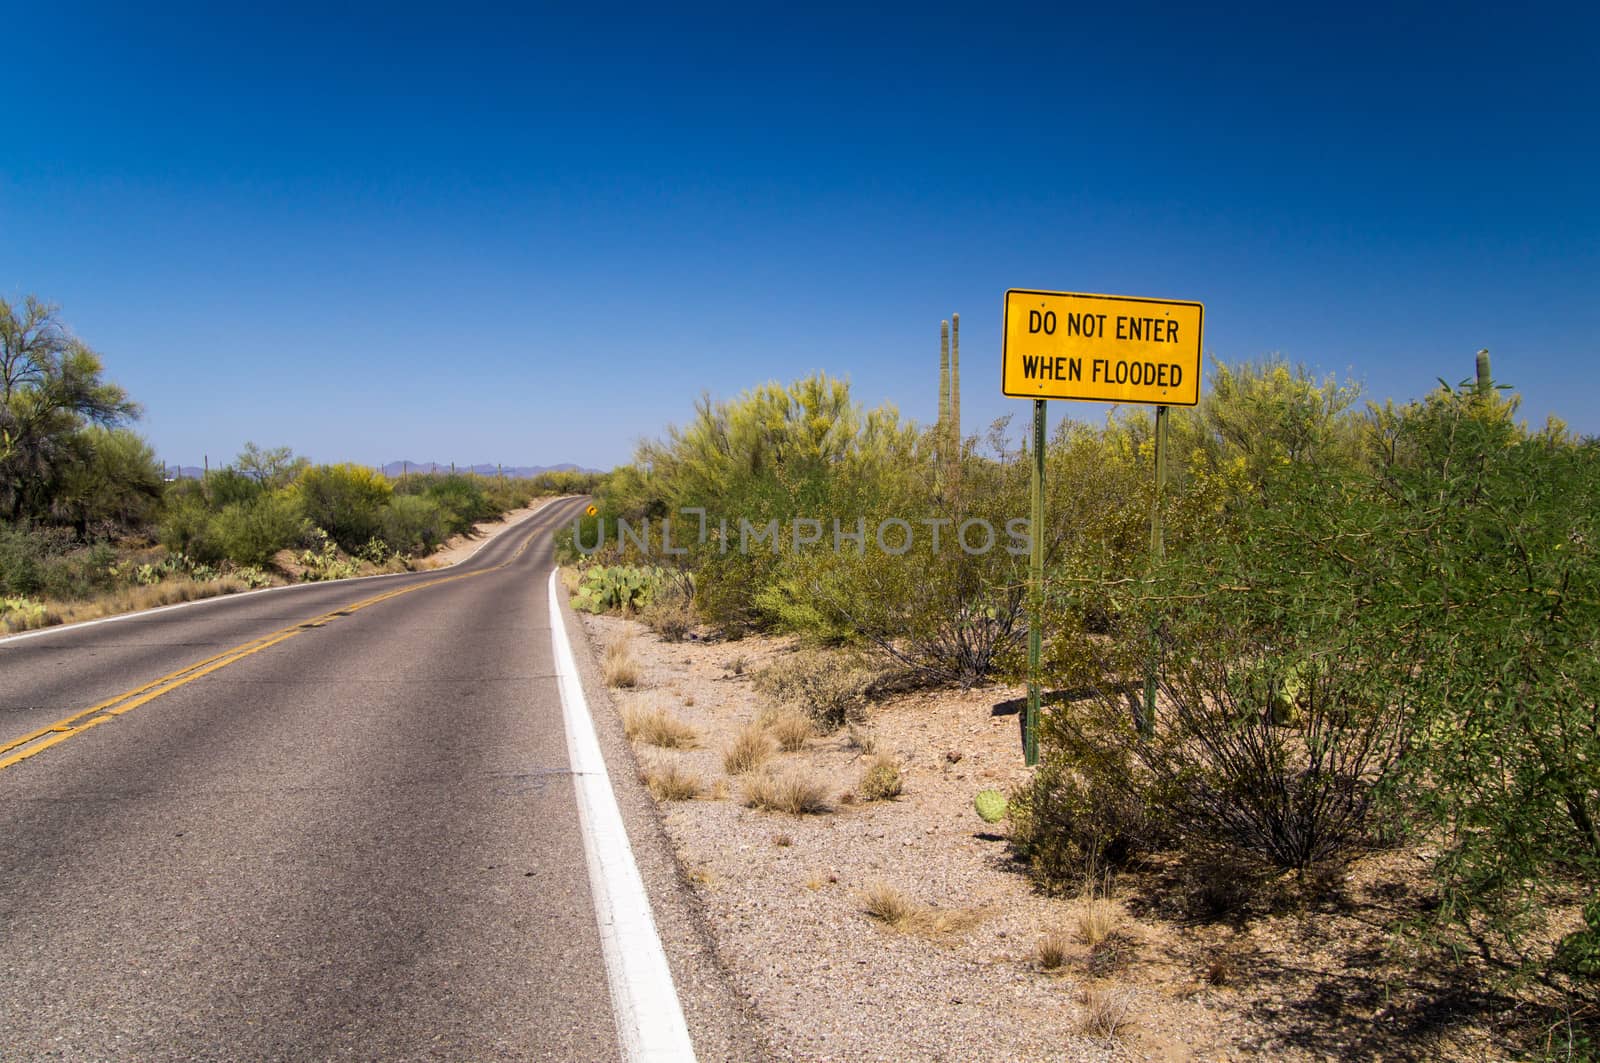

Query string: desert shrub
[640,595,695,642]
[743,768,831,815]
[722,723,774,775]
[602,638,641,687]
[1036,928,1070,970]
[158,493,226,565]
[859,754,904,801]
[0,522,55,595]
[787,444,1032,686]
[294,463,392,553]
[1089,620,1410,873]
[763,709,813,752]
[643,756,702,801]
[621,702,698,749]
[754,649,879,731]
[1077,895,1122,947]
[202,467,263,509]
[6,538,124,601]
[380,493,446,555]
[861,881,924,929]
[1009,713,1169,891]
[1078,987,1135,1039]
[213,490,306,567]
[1369,387,1600,980]
[415,473,493,535]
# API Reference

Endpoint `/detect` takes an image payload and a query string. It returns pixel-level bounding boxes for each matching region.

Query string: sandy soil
[574,611,1522,1063]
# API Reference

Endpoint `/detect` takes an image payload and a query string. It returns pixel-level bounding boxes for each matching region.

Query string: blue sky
[2,3,1596,470]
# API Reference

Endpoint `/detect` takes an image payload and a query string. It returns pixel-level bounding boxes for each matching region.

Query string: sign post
[1002,290,1204,763]
[1025,397,1046,765]
[1142,403,1169,736]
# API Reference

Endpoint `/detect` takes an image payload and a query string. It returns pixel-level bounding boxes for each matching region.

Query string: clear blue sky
[2,3,1596,470]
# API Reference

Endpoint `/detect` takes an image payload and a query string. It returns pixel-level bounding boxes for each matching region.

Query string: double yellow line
[0,500,575,773]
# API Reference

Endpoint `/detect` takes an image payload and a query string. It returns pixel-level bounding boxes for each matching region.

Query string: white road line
[547,569,697,1063]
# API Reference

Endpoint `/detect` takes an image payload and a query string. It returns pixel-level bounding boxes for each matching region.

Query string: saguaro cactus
[936,315,963,495]
[1476,348,1492,400]
[939,321,951,441]
[950,313,961,495]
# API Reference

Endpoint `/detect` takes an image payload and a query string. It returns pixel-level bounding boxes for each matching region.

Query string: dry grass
[603,638,641,688]
[742,768,831,815]
[763,709,813,752]
[859,881,980,937]
[861,880,924,929]
[723,722,775,775]
[1077,897,1122,948]
[859,753,904,801]
[1078,986,1135,1039]
[1037,928,1072,970]
[5,577,260,634]
[643,757,702,801]
[622,701,699,749]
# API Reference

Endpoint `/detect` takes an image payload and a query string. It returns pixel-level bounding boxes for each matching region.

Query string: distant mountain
[162,461,601,480]
[378,461,602,478]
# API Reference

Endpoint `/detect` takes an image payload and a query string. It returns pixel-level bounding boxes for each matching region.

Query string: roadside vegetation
[566,319,1598,1054]
[0,294,599,632]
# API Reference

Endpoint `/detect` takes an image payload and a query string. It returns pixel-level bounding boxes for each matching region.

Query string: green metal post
[1025,398,1046,765]
[1142,404,1169,736]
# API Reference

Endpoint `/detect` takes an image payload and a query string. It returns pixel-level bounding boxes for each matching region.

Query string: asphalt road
[0,496,642,1061]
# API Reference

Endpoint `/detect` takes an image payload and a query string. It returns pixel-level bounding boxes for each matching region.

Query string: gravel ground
[570,608,1533,1062]
[576,613,1243,1063]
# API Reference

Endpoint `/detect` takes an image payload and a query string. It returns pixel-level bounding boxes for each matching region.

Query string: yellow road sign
[1002,289,1204,406]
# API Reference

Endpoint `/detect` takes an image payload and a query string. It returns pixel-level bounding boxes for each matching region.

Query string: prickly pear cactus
[974,788,1008,823]
[571,564,667,613]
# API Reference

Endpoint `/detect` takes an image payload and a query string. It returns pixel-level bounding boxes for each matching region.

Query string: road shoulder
[555,577,777,1062]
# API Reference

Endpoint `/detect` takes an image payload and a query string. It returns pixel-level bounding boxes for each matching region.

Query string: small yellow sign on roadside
[1002,289,1204,406]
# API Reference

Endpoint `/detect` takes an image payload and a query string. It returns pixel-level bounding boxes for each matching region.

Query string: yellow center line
[0,500,576,773]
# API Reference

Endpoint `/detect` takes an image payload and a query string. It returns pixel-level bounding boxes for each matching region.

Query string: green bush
[213,490,306,567]
[202,467,263,509]
[294,464,392,553]
[158,493,226,565]
[0,528,125,601]
[418,473,492,536]
[1009,707,1170,891]
[0,522,49,596]
[381,493,446,555]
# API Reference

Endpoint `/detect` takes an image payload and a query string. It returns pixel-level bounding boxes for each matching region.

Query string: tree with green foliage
[0,296,140,522]
[54,427,164,536]
[235,442,308,489]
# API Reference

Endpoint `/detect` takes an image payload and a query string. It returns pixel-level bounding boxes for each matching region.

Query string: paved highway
[0,497,719,1061]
